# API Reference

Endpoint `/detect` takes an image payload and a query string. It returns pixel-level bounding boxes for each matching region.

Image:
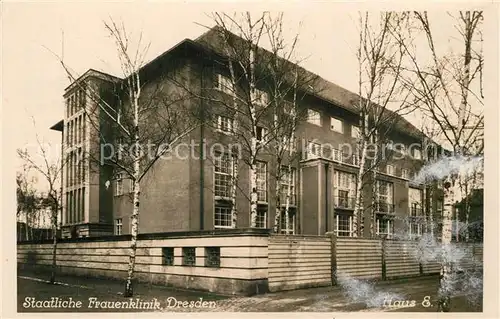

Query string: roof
[50,120,63,132]
[64,69,121,93]
[193,26,424,140]
[60,26,427,141]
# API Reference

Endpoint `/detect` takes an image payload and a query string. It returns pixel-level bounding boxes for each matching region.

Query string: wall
[267,235,331,292]
[18,229,269,296]
[334,236,483,281]
[336,237,382,280]
[17,230,483,295]
[384,240,420,279]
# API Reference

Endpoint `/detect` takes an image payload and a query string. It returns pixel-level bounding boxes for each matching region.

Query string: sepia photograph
[2,1,498,317]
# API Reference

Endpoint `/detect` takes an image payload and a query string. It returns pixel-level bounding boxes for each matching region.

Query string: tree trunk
[25,212,30,241]
[284,163,293,234]
[125,178,140,297]
[437,175,455,312]
[248,43,258,228]
[228,60,239,229]
[371,166,378,238]
[49,206,58,284]
[464,176,472,242]
[369,133,379,238]
[353,141,367,238]
[280,69,298,235]
[124,75,141,298]
[273,160,282,233]
[428,186,434,238]
[250,157,258,228]
[231,155,239,228]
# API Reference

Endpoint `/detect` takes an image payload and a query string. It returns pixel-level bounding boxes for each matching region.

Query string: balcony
[341,153,359,166]
[374,201,396,214]
[304,144,359,167]
[334,196,356,210]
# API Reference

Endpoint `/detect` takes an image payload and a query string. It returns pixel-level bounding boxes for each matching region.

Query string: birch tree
[352,12,418,237]
[261,14,316,234]
[50,19,199,297]
[104,20,199,297]
[200,13,319,230]
[210,13,268,227]
[393,11,484,312]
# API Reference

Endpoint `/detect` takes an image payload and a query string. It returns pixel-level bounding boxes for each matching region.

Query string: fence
[335,237,382,280]
[18,228,269,296]
[268,235,331,292]
[17,229,483,295]
[333,236,483,282]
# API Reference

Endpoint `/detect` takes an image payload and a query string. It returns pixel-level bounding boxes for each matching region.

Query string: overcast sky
[2,1,492,192]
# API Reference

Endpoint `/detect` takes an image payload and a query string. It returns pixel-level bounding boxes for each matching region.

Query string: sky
[2,1,492,192]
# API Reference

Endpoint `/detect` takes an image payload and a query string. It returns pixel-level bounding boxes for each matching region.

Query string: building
[50,26,444,239]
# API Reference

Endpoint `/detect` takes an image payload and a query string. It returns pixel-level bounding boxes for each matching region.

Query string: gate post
[326,232,337,286]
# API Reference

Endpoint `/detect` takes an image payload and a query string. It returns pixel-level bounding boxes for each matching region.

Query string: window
[330,117,344,133]
[255,206,267,228]
[280,208,296,234]
[376,216,394,238]
[256,161,267,202]
[335,214,353,237]
[436,199,443,217]
[307,141,322,158]
[214,153,232,198]
[386,165,395,176]
[162,247,174,266]
[256,126,267,143]
[216,73,233,95]
[402,168,410,179]
[252,89,269,106]
[217,115,234,134]
[334,171,356,209]
[182,247,196,266]
[409,188,423,215]
[279,166,296,206]
[375,180,394,213]
[351,125,360,138]
[413,148,422,160]
[307,109,321,126]
[114,218,122,235]
[115,173,123,196]
[214,204,232,228]
[205,247,221,268]
[129,179,134,193]
[410,223,423,240]
[82,114,86,143]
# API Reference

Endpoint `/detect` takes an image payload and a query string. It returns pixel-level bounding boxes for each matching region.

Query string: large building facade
[52,27,445,239]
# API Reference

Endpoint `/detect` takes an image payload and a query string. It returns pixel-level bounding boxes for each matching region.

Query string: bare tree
[208,12,269,227]
[393,11,484,312]
[17,128,66,284]
[352,12,418,238]
[261,13,318,234]
[47,19,200,297]
[189,12,318,230]
[16,165,40,241]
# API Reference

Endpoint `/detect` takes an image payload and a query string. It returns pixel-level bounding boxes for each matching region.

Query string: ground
[17,269,482,313]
